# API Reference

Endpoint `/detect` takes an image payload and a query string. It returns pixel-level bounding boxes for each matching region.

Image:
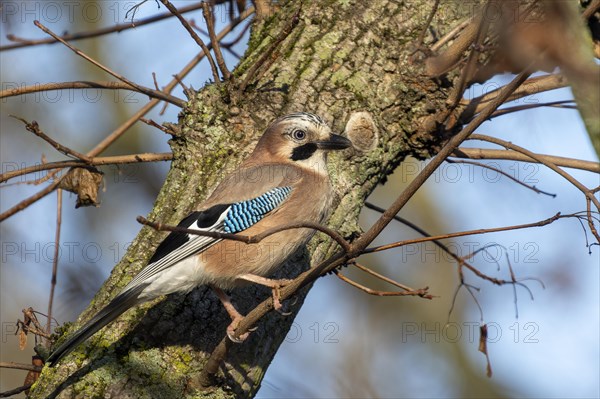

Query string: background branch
[0,2,208,51]
[451,148,600,173]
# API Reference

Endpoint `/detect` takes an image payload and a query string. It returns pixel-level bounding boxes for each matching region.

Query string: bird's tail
[46,288,143,366]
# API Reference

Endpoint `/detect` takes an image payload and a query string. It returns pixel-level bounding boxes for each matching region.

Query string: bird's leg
[211,286,251,343]
[236,274,292,311]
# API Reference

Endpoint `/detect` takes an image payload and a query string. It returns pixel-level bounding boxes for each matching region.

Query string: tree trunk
[30,0,458,397]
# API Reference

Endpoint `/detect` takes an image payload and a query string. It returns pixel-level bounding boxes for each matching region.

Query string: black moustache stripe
[291,143,318,161]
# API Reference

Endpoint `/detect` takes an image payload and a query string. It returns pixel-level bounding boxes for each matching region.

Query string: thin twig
[351,261,415,291]
[364,201,459,259]
[460,74,568,120]
[0,384,32,398]
[451,148,600,173]
[363,201,516,291]
[152,72,160,91]
[137,216,351,252]
[0,153,172,184]
[431,18,472,52]
[489,100,576,119]
[0,81,162,100]
[239,6,301,92]
[33,20,185,108]
[415,0,440,48]
[445,1,492,111]
[0,362,42,372]
[0,183,59,222]
[10,117,92,162]
[0,3,207,51]
[582,0,600,19]
[202,2,231,79]
[445,158,557,197]
[221,20,252,47]
[139,119,174,134]
[46,188,62,342]
[159,0,221,82]
[363,213,563,254]
[335,270,432,298]
[587,197,600,246]
[469,134,600,211]
[19,161,62,187]
[125,0,159,20]
[187,15,244,62]
[425,18,479,77]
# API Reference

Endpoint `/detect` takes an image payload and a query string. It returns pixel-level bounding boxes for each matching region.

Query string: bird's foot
[237,274,292,312]
[212,286,255,343]
[270,278,293,313]
[226,316,251,343]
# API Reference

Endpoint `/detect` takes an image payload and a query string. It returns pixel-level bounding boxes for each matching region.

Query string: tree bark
[30,0,459,397]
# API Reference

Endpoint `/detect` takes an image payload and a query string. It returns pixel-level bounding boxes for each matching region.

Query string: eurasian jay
[47,112,351,365]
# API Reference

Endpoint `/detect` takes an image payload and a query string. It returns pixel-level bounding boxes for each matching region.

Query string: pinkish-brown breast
[197,163,332,288]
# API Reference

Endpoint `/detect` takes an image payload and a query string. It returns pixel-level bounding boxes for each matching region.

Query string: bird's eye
[291,129,306,141]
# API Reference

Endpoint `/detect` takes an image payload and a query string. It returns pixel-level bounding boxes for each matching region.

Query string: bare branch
[445,1,492,110]
[239,6,301,92]
[351,261,418,292]
[415,0,440,49]
[583,0,600,19]
[0,81,179,103]
[451,147,600,173]
[136,216,351,252]
[10,117,92,163]
[221,20,252,47]
[0,3,207,51]
[351,74,532,263]
[33,20,185,108]
[489,100,576,119]
[202,2,231,80]
[0,362,42,372]
[445,158,557,197]
[159,0,221,82]
[0,153,172,184]
[362,201,541,301]
[431,18,473,52]
[469,134,600,211]
[425,16,479,76]
[587,197,600,244]
[0,383,33,398]
[461,74,568,120]
[362,213,564,254]
[45,189,62,341]
[335,270,433,298]
[0,182,60,222]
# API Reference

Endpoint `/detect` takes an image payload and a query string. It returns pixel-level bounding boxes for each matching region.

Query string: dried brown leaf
[58,167,104,208]
[18,330,27,350]
[479,324,493,378]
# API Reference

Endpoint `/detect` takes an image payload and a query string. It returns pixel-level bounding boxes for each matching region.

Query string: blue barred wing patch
[224,186,292,233]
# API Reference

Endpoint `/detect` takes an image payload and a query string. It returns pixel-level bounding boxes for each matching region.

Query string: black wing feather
[149,204,230,264]
[47,193,288,365]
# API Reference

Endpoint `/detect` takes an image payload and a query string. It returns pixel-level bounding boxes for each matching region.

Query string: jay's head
[252,112,351,173]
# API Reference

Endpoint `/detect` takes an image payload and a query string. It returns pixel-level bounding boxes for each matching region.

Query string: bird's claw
[226,317,251,343]
[271,278,292,313]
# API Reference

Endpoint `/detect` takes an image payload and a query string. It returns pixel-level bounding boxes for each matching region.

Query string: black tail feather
[47,287,144,366]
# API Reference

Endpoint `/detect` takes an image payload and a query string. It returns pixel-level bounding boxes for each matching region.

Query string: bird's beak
[314,133,352,150]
